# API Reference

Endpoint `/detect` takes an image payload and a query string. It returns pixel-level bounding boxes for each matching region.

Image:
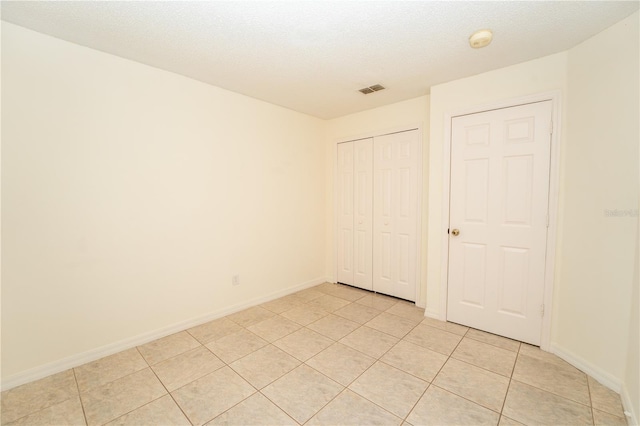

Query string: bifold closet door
[337,139,373,290]
[337,142,354,285]
[353,139,373,290]
[373,130,419,301]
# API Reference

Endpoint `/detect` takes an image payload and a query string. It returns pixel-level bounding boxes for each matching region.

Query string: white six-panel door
[373,130,419,301]
[447,101,553,345]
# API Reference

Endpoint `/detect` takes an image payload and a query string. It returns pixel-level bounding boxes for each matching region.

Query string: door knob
[451,229,460,236]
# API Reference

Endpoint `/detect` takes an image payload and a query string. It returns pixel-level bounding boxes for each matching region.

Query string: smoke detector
[469,29,493,48]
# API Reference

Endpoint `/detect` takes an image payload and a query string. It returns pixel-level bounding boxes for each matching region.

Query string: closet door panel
[337,142,354,285]
[373,130,419,301]
[353,139,373,290]
[373,137,395,295]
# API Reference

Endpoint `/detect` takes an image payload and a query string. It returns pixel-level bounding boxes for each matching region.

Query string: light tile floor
[1,283,629,426]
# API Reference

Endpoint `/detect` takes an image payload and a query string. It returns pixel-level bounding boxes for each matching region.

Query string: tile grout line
[82,347,178,426]
[497,341,521,422]
[257,388,303,425]
[140,344,205,369]
[448,350,515,380]
[158,342,248,426]
[306,289,407,390]
[211,291,397,423]
[201,387,262,425]
[71,352,153,413]
[297,371,347,425]
[243,296,352,421]
[399,320,460,424]
[404,383,432,426]
[3,374,86,426]
[201,295,334,377]
[378,308,468,423]
[222,342,301,389]
[508,350,597,411]
[71,368,90,426]
[300,354,401,424]
[585,371,596,426]
[135,346,196,426]
[302,309,428,424]
[147,380,195,425]
[231,359,331,425]
[261,291,407,424]
[398,325,471,423]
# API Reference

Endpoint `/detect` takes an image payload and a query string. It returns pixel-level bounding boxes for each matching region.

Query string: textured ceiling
[2,1,638,119]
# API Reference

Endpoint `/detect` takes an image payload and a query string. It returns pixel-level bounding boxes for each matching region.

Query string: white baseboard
[550,343,638,426]
[424,308,441,319]
[620,383,639,426]
[548,343,638,425]
[550,342,639,425]
[549,343,622,393]
[1,276,328,391]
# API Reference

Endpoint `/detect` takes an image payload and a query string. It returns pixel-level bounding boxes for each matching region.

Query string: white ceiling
[2,1,638,119]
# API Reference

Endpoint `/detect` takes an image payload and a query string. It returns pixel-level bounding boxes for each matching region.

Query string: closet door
[373,130,419,301]
[337,142,354,285]
[353,139,373,290]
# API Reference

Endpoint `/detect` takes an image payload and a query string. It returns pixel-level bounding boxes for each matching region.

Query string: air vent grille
[358,84,385,94]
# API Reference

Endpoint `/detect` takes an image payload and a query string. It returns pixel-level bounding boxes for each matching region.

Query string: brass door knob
[451,229,460,236]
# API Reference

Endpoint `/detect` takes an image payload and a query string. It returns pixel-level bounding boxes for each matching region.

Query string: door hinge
[540,304,545,317]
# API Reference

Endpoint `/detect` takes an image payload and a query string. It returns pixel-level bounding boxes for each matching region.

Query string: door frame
[439,92,562,350]
[333,124,424,303]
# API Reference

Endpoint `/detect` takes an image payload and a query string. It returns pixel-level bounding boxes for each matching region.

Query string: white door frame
[333,124,424,303]
[439,92,562,351]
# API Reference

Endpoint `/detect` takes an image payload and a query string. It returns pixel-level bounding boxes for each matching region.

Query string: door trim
[439,92,562,350]
[333,124,424,303]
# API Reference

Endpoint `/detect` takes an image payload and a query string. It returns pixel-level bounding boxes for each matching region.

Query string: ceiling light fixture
[469,29,493,49]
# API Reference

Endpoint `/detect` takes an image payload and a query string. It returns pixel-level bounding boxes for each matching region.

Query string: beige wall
[1,23,326,380]
[324,96,430,306]
[630,74,640,421]
[559,11,640,417]
[626,229,639,423]
[560,10,638,385]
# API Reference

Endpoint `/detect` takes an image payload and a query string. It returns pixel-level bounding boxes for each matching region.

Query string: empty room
[1,1,638,425]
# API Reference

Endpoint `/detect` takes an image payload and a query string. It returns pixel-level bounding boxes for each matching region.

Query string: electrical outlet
[232,275,240,286]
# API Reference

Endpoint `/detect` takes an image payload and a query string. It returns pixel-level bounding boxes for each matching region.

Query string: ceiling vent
[359,84,385,94]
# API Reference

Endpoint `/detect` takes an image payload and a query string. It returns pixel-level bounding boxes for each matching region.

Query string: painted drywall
[426,52,568,318]
[559,11,638,384]
[324,96,430,306]
[629,73,640,422]
[1,22,326,380]
[626,229,639,424]
[0,17,4,386]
